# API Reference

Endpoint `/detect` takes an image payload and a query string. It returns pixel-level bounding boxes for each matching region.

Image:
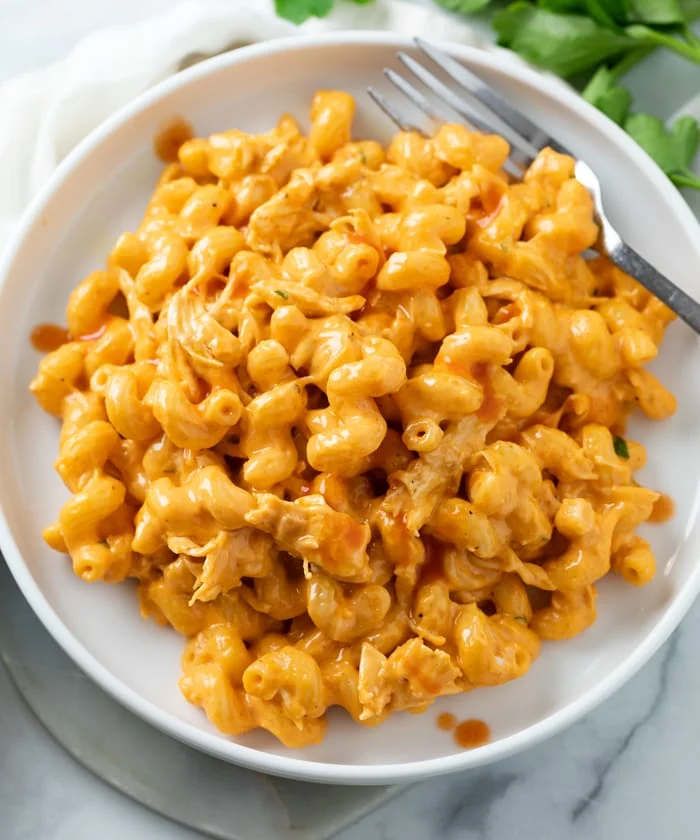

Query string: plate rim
[2,30,700,785]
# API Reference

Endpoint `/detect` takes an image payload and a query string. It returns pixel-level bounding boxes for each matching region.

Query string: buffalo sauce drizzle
[436,712,491,749]
[437,712,457,731]
[470,361,503,424]
[154,115,194,163]
[454,719,490,749]
[649,493,675,524]
[30,324,71,353]
[30,321,108,353]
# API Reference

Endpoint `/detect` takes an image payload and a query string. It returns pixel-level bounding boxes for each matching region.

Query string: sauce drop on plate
[30,321,109,352]
[30,323,70,353]
[454,719,490,749]
[154,116,194,163]
[649,493,675,524]
[436,713,490,748]
[437,712,456,731]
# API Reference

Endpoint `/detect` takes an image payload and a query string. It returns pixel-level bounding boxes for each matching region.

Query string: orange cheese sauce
[30,323,70,353]
[454,718,490,749]
[30,321,108,353]
[437,712,457,731]
[436,712,491,748]
[154,116,195,163]
[649,493,675,524]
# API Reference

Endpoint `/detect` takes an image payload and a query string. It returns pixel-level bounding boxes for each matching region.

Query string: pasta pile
[30,90,676,746]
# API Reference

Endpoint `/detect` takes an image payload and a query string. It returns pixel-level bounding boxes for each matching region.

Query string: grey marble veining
[2,2,700,839]
[5,603,695,839]
[336,607,697,840]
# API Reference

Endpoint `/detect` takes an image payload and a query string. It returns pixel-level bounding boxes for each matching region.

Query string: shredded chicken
[245,493,371,581]
[380,415,488,534]
[358,638,461,720]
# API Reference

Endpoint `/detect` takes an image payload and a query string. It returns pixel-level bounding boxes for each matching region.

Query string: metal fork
[368,38,700,336]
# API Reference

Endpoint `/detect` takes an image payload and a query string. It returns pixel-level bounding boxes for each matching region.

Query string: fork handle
[607,241,700,336]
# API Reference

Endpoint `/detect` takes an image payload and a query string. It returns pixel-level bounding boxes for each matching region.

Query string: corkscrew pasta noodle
[29,90,676,747]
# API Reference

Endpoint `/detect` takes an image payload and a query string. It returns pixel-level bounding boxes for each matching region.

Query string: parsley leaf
[275,0,333,24]
[625,113,700,188]
[626,23,700,62]
[582,65,616,104]
[434,0,493,13]
[625,114,679,171]
[625,0,685,24]
[275,0,374,24]
[274,289,290,300]
[537,0,586,11]
[514,615,529,624]
[670,114,700,167]
[493,4,636,77]
[582,66,632,124]
[585,0,625,28]
[597,85,633,124]
[681,0,700,16]
[271,0,700,192]
[538,0,684,24]
[582,68,700,185]
[669,170,700,189]
[613,435,630,459]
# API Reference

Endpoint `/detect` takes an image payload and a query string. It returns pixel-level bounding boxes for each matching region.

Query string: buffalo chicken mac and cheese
[30,90,676,747]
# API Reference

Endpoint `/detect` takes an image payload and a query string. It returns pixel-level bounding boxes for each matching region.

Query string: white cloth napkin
[0,0,507,245]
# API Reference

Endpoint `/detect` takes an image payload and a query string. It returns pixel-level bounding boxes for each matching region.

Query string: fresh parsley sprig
[274,0,700,190]
[493,0,700,75]
[583,66,700,187]
[433,0,492,11]
[274,0,373,24]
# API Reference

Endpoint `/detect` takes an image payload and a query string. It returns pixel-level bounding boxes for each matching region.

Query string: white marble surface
[4,599,700,840]
[2,2,700,839]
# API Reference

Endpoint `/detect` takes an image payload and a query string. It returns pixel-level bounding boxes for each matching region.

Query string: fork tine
[367,86,426,134]
[396,52,540,163]
[415,38,570,157]
[396,52,502,140]
[383,68,444,123]
[415,38,539,140]
[382,68,523,179]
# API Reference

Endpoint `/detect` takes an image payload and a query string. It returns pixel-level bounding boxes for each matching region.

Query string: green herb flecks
[613,435,630,459]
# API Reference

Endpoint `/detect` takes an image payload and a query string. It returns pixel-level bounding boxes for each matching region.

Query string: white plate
[1,32,699,785]
[0,562,401,839]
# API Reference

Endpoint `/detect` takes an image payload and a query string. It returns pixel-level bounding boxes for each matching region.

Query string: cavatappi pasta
[30,90,676,747]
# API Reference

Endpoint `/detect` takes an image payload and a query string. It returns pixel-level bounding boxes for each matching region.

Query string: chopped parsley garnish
[613,435,630,459]
[274,289,289,300]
